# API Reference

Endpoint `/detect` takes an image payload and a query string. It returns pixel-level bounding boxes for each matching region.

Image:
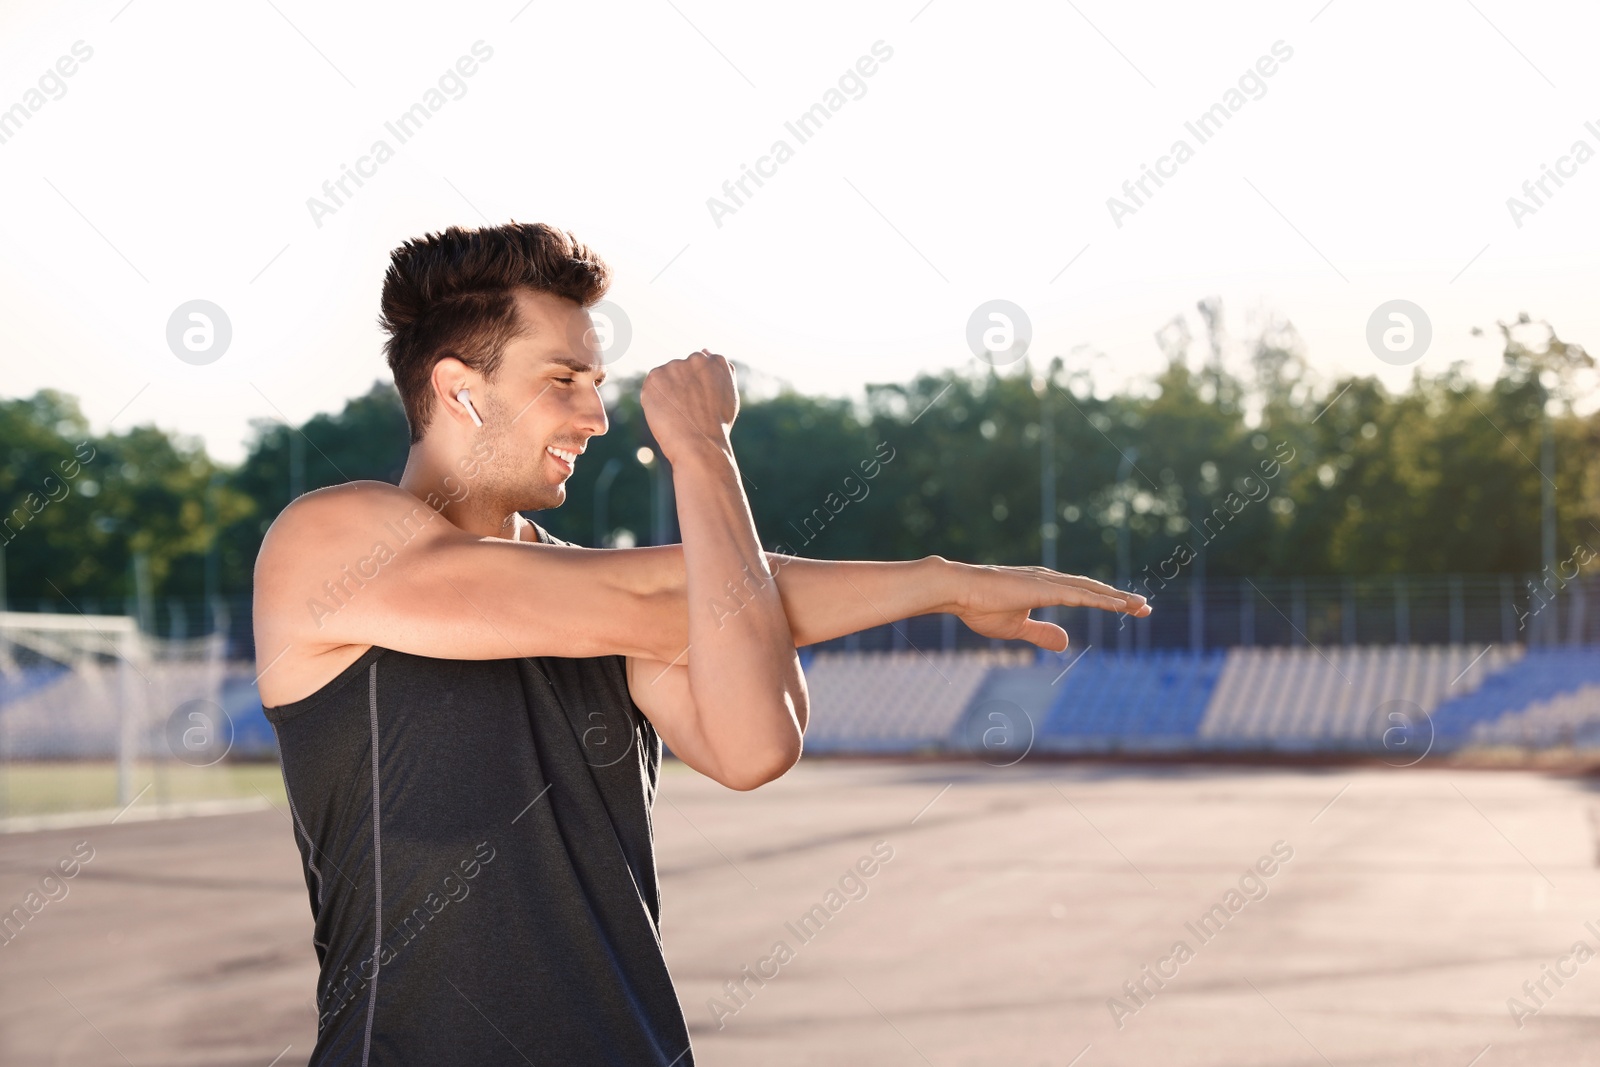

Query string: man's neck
[398,447,528,542]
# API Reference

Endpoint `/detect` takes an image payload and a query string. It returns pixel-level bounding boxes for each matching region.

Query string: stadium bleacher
[1040,649,1227,751]
[1432,648,1600,745]
[1470,685,1600,747]
[793,643,1600,756]
[798,648,1032,753]
[1196,644,1522,749]
[9,641,1600,762]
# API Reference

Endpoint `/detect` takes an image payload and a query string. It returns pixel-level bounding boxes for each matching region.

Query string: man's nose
[577,384,609,437]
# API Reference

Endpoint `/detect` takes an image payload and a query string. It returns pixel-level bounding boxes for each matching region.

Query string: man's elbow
[718,731,802,792]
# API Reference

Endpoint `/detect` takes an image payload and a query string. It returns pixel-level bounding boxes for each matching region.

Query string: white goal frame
[0,610,226,806]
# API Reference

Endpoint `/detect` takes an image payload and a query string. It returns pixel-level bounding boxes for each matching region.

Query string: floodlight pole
[1033,370,1057,626]
[652,456,676,547]
[1115,447,1139,654]
[1540,383,1556,647]
[593,457,623,548]
[205,471,220,634]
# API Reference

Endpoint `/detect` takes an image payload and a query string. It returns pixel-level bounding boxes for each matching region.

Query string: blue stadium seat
[0,663,72,707]
[1041,650,1227,742]
[1432,648,1600,743]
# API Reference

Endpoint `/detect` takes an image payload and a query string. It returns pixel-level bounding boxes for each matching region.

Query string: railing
[819,573,1598,654]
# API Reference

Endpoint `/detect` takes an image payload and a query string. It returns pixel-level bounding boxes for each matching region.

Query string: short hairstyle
[378,221,611,443]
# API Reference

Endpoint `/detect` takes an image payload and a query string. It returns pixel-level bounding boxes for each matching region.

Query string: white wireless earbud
[456,388,483,427]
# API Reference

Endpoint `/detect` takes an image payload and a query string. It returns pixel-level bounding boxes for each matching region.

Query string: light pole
[1115,447,1139,654]
[592,457,623,547]
[204,470,221,634]
[1539,369,1557,647]
[1189,496,1205,657]
[288,425,305,501]
[654,457,677,546]
[638,446,677,547]
[1033,370,1057,626]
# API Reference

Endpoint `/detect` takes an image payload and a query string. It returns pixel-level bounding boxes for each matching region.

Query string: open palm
[952,564,1150,653]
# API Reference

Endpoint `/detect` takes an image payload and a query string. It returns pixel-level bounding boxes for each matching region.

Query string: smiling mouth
[545,445,579,474]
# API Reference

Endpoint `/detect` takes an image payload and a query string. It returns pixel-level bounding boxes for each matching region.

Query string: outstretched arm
[759,551,1145,652]
[626,550,1147,751]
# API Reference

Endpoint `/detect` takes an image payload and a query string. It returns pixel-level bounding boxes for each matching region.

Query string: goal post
[0,610,228,810]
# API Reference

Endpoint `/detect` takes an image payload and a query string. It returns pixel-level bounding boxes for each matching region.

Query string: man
[252,221,1149,1065]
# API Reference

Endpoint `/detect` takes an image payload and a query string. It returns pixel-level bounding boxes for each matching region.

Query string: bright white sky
[1,0,1595,464]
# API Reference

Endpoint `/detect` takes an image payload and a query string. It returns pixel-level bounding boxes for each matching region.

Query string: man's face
[473,288,609,514]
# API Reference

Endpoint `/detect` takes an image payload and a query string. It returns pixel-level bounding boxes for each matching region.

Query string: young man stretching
[252,221,1150,1065]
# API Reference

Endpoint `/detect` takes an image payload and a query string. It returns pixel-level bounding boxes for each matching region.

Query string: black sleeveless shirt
[264,523,695,1066]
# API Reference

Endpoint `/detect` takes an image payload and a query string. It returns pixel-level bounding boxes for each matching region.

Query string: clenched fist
[641,349,740,464]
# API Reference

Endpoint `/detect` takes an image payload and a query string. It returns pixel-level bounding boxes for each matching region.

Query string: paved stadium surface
[4,758,1600,1065]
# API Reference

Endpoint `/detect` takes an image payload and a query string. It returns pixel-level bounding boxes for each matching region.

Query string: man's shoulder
[253,480,453,610]
[261,481,436,549]
[297,479,433,515]
[253,481,465,707]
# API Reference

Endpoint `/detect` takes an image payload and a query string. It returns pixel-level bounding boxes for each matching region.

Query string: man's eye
[556,377,575,384]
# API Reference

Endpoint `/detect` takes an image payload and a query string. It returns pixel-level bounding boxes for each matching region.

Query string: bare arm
[252,484,697,668]
[757,552,1146,651]
[635,550,1142,658]
[641,352,805,791]
[625,550,1147,744]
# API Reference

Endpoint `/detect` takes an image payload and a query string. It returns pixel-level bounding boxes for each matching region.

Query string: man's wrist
[921,554,965,615]
[659,432,736,472]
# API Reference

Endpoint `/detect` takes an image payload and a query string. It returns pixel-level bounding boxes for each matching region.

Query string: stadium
[4,547,1600,1063]
[7,2,1600,1064]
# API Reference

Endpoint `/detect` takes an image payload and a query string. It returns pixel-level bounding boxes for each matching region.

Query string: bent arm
[623,553,943,747]
[664,438,806,791]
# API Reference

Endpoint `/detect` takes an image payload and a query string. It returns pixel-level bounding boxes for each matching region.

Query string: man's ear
[430,356,478,426]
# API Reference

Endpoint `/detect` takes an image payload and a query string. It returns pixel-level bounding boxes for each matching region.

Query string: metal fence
[817,573,1596,654]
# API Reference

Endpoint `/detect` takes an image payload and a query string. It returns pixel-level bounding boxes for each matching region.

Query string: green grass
[0,760,288,818]
[1,757,697,818]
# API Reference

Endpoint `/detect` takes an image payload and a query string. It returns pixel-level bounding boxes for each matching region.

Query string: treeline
[0,308,1594,609]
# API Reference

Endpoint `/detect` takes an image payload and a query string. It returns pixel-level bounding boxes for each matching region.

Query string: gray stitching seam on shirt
[284,785,326,911]
[362,661,382,1067]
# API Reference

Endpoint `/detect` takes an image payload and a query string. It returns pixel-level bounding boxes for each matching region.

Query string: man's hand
[640,349,739,463]
[940,560,1150,653]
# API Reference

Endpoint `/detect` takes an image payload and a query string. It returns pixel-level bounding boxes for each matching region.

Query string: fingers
[1054,571,1138,601]
[1032,573,1146,615]
[1059,585,1149,616]
[1040,570,1150,616]
[656,348,722,367]
[1080,589,1148,616]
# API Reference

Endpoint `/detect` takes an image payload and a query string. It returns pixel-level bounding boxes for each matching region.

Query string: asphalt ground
[4,758,1600,1065]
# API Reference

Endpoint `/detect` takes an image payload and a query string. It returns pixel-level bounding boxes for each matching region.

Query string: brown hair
[379,221,611,443]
